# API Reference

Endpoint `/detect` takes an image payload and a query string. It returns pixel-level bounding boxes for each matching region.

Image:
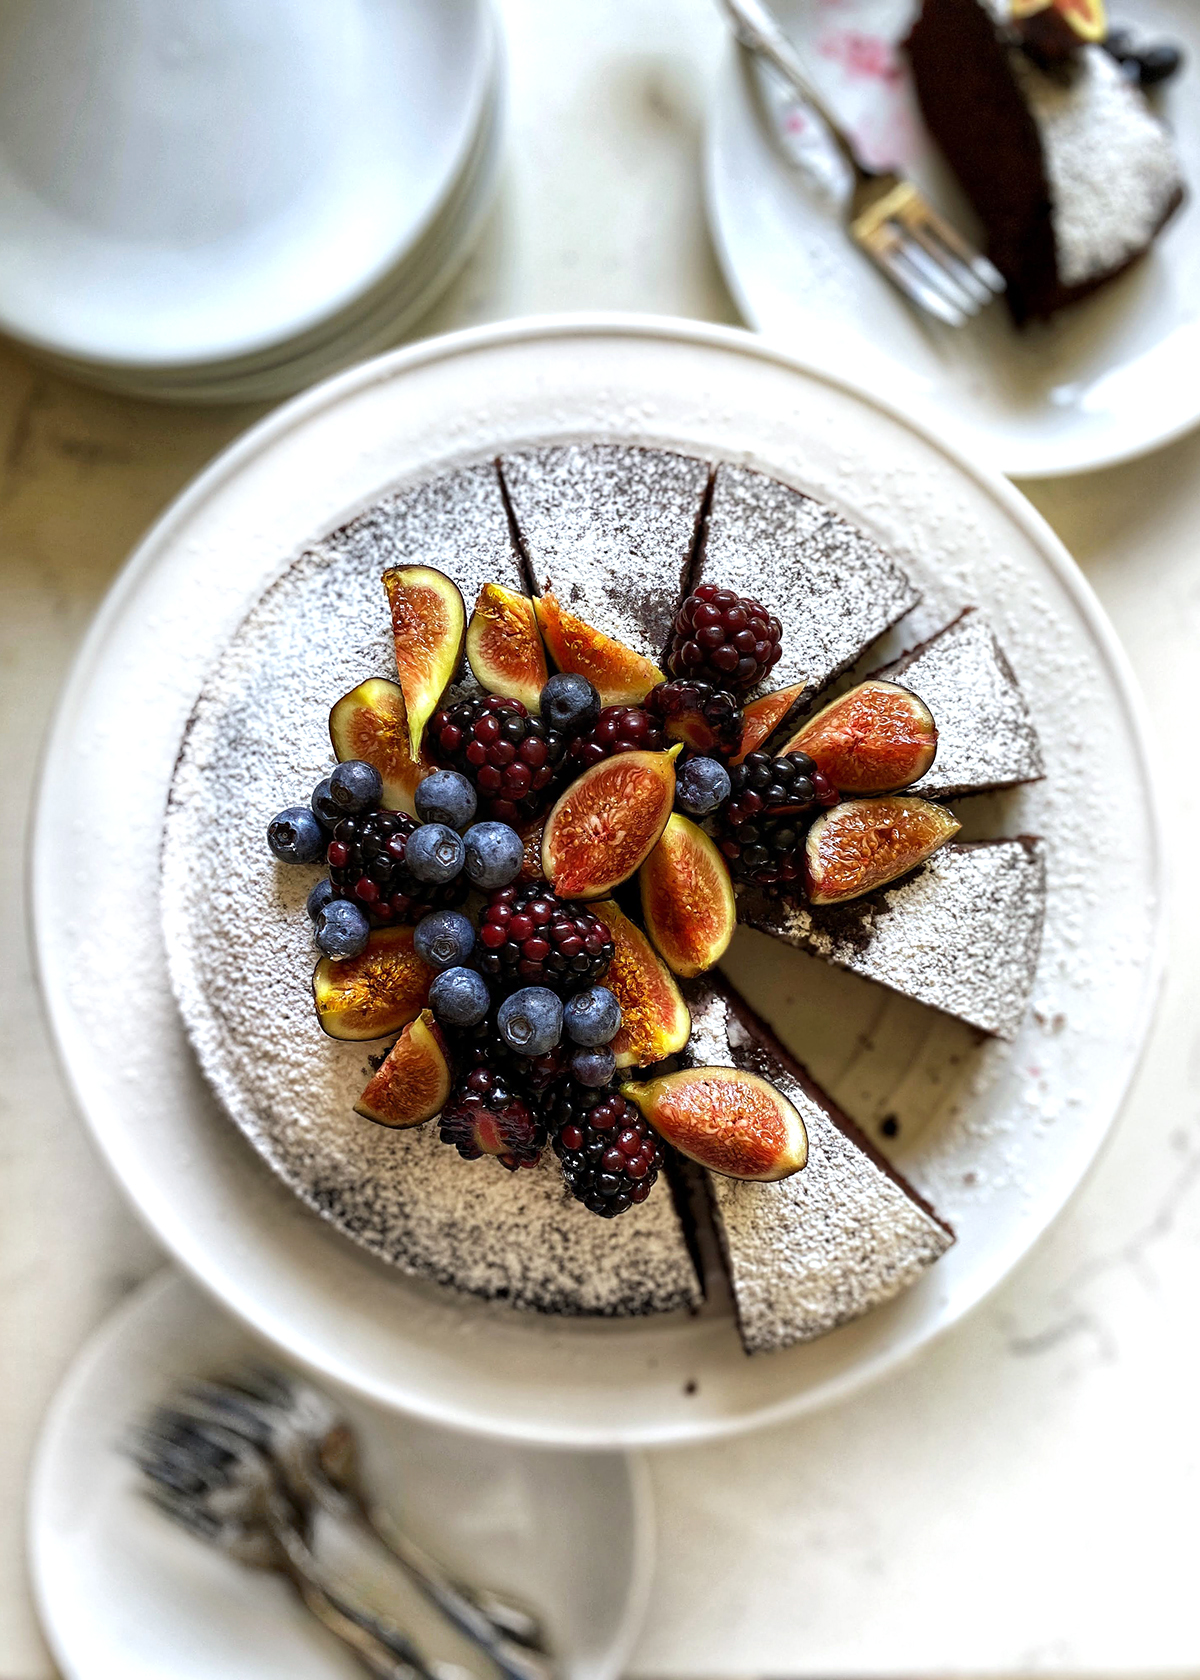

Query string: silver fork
[718,0,1006,325]
[131,1407,440,1680]
[177,1370,553,1680]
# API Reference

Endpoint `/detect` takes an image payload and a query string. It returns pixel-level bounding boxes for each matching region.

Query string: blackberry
[551,1084,664,1217]
[427,695,566,825]
[455,1016,569,1099]
[567,704,665,770]
[476,884,614,992]
[438,1062,546,1171]
[325,809,468,923]
[666,584,783,692]
[716,750,839,894]
[645,679,743,757]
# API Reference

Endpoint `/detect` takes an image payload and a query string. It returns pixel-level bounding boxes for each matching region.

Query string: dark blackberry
[644,679,744,757]
[427,695,566,825]
[476,884,614,992]
[567,704,665,770]
[666,584,783,692]
[439,1061,546,1171]
[455,1015,570,1098]
[550,1084,664,1217]
[716,750,839,894]
[325,809,468,923]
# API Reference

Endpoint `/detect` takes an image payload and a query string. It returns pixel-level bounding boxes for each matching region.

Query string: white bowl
[0,0,493,371]
[30,316,1163,1446]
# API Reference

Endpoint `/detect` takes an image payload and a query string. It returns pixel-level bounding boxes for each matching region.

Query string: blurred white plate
[30,317,1163,1446]
[29,1269,653,1680]
[706,0,1200,477]
[0,0,493,373]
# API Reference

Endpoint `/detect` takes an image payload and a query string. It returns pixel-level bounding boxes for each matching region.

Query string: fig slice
[329,677,427,816]
[312,926,433,1041]
[541,745,680,899]
[534,593,664,707]
[781,680,937,795]
[805,796,960,906]
[465,583,548,712]
[381,565,466,757]
[731,683,810,765]
[591,900,691,1068]
[1013,0,1106,43]
[354,1009,451,1127]
[622,1067,808,1181]
[639,814,736,978]
[517,816,547,883]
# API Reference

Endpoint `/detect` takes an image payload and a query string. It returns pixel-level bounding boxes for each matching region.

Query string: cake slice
[739,836,1046,1039]
[870,608,1044,799]
[679,974,954,1354]
[499,444,711,666]
[694,464,920,704]
[906,0,1184,322]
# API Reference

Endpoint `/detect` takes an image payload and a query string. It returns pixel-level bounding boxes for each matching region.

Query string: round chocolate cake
[162,443,1047,1355]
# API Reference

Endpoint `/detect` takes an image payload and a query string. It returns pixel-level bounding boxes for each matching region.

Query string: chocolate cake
[870,608,1045,799]
[163,442,1048,1347]
[906,0,1184,322]
[499,444,710,666]
[739,837,1047,1040]
[682,975,954,1354]
[696,464,922,704]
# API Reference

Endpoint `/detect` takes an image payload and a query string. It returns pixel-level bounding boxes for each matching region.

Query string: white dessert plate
[0,0,492,373]
[30,316,1164,1446]
[706,0,1200,478]
[29,1269,652,1680]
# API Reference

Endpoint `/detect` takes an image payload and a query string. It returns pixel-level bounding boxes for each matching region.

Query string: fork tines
[851,180,1006,327]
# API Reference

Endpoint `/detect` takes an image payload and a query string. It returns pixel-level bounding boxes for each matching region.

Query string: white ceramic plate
[0,0,492,370]
[30,316,1164,1446]
[29,1269,652,1680]
[706,0,1200,477]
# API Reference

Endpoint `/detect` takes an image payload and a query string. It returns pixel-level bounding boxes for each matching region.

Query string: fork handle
[717,0,868,178]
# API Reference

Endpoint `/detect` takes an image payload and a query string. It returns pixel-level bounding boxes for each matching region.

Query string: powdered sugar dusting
[500,444,709,663]
[874,608,1045,798]
[683,979,953,1354]
[740,839,1047,1041]
[161,470,701,1318]
[1011,44,1183,287]
[700,464,921,698]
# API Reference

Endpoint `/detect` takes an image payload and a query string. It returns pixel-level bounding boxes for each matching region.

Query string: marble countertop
[2,1,1198,1675]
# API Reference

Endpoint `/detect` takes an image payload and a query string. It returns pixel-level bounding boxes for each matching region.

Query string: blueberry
[405,823,466,884]
[314,899,370,959]
[413,909,476,970]
[1136,41,1183,84]
[540,672,601,735]
[570,1045,617,1087]
[268,806,326,864]
[429,965,491,1027]
[415,769,477,830]
[311,776,341,828]
[328,760,383,817]
[1104,26,1136,59]
[675,756,732,817]
[463,821,525,889]
[497,986,563,1057]
[563,985,622,1046]
[306,877,337,922]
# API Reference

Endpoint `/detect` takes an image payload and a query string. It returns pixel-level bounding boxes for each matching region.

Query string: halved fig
[805,796,960,906]
[622,1067,808,1181]
[465,583,548,712]
[640,814,736,978]
[517,816,547,883]
[354,1010,451,1127]
[731,683,809,765]
[541,745,680,899]
[381,565,466,757]
[534,593,664,707]
[781,680,937,794]
[329,678,427,816]
[591,900,691,1068]
[312,926,433,1041]
[1013,0,1105,44]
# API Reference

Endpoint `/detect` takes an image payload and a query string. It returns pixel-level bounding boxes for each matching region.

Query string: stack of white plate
[0,0,503,402]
